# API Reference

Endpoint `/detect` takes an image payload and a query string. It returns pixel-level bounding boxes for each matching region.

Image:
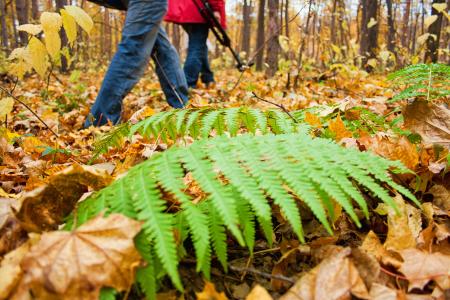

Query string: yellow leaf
[278,35,290,52]
[40,12,62,59]
[61,9,77,45]
[64,5,93,34]
[424,15,438,28]
[432,3,447,13]
[331,44,341,55]
[367,17,377,28]
[0,97,14,122]
[197,281,228,300]
[328,114,352,141]
[21,136,48,155]
[17,24,42,35]
[305,112,322,128]
[7,47,32,79]
[27,37,49,77]
[417,33,430,45]
[367,58,378,68]
[379,50,390,62]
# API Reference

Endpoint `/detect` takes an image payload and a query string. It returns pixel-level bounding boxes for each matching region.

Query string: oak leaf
[16,164,112,232]
[18,214,142,300]
[399,249,450,291]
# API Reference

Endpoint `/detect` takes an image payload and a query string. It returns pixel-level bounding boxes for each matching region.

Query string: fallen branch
[251,92,298,123]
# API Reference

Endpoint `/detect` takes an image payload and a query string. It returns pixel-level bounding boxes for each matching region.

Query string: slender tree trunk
[386,0,397,58]
[330,0,337,45]
[424,0,445,62]
[411,11,419,54]
[31,0,39,20]
[255,0,266,71]
[172,23,181,54]
[401,0,411,48]
[359,0,379,72]
[0,0,8,49]
[241,0,251,57]
[15,0,29,46]
[11,1,20,47]
[265,0,279,76]
[56,0,69,72]
[284,0,289,38]
[293,0,312,88]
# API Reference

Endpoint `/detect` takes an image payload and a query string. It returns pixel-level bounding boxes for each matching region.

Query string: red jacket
[165,0,227,29]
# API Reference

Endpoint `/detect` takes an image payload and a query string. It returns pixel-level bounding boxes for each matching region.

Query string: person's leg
[182,24,210,88]
[85,0,167,127]
[152,28,189,108]
[199,27,215,86]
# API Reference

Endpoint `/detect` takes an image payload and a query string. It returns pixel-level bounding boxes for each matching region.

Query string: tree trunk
[172,23,181,54]
[255,0,266,71]
[401,0,411,48]
[241,0,251,57]
[330,0,337,45]
[424,0,445,63]
[284,0,289,37]
[31,0,39,20]
[386,0,397,58]
[359,0,379,72]
[56,0,69,72]
[0,0,8,49]
[293,0,312,88]
[265,0,279,76]
[15,0,29,46]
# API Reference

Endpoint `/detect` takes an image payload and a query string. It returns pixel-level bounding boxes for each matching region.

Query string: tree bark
[56,0,69,72]
[424,0,445,62]
[15,0,29,46]
[255,0,266,71]
[401,0,411,48]
[241,0,251,57]
[359,0,379,72]
[265,0,279,76]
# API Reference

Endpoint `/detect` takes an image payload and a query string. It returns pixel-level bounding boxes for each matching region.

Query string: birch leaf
[27,37,49,77]
[64,5,93,34]
[432,3,447,13]
[0,97,14,122]
[61,9,77,46]
[17,24,42,36]
[40,12,62,59]
[424,15,438,28]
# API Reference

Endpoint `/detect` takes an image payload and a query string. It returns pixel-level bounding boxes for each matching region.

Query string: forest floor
[1,66,449,299]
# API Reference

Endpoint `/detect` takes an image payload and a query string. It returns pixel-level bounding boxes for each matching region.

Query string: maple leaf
[16,164,112,232]
[196,281,228,300]
[16,214,141,300]
[328,114,352,141]
[399,249,450,291]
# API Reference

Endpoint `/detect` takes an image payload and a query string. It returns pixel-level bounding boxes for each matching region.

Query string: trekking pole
[192,0,253,72]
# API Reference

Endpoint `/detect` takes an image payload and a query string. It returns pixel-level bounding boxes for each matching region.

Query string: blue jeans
[183,24,214,88]
[85,0,188,127]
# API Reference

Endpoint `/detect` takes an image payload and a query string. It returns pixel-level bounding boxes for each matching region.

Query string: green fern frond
[91,122,130,160]
[388,63,450,102]
[74,132,418,296]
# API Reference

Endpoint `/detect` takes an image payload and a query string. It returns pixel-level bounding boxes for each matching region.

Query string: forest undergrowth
[0,63,449,300]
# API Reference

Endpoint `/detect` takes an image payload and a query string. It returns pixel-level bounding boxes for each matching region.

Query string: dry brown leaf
[246,285,273,300]
[360,231,402,268]
[196,281,228,300]
[280,248,370,300]
[351,248,380,290]
[16,164,112,232]
[399,249,450,291]
[384,195,420,252]
[428,185,450,211]
[16,213,141,300]
[369,283,398,300]
[305,112,322,128]
[0,198,27,257]
[0,234,39,300]
[328,114,352,141]
[403,100,450,148]
[360,135,419,170]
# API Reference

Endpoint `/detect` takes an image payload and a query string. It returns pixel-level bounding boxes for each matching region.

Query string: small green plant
[388,63,450,102]
[73,132,418,299]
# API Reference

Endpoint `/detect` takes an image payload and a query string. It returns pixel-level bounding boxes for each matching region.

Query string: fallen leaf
[403,100,450,148]
[369,283,397,300]
[351,248,380,290]
[0,234,39,300]
[399,249,450,291]
[384,195,420,252]
[0,97,14,122]
[196,281,228,300]
[428,185,450,211]
[328,114,352,141]
[246,285,273,300]
[16,164,112,232]
[17,214,141,300]
[0,198,27,257]
[305,112,322,128]
[360,231,402,268]
[280,248,370,300]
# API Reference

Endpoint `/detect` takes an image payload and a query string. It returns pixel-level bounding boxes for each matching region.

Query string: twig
[251,92,297,123]
[229,265,296,284]
[0,86,59,138]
